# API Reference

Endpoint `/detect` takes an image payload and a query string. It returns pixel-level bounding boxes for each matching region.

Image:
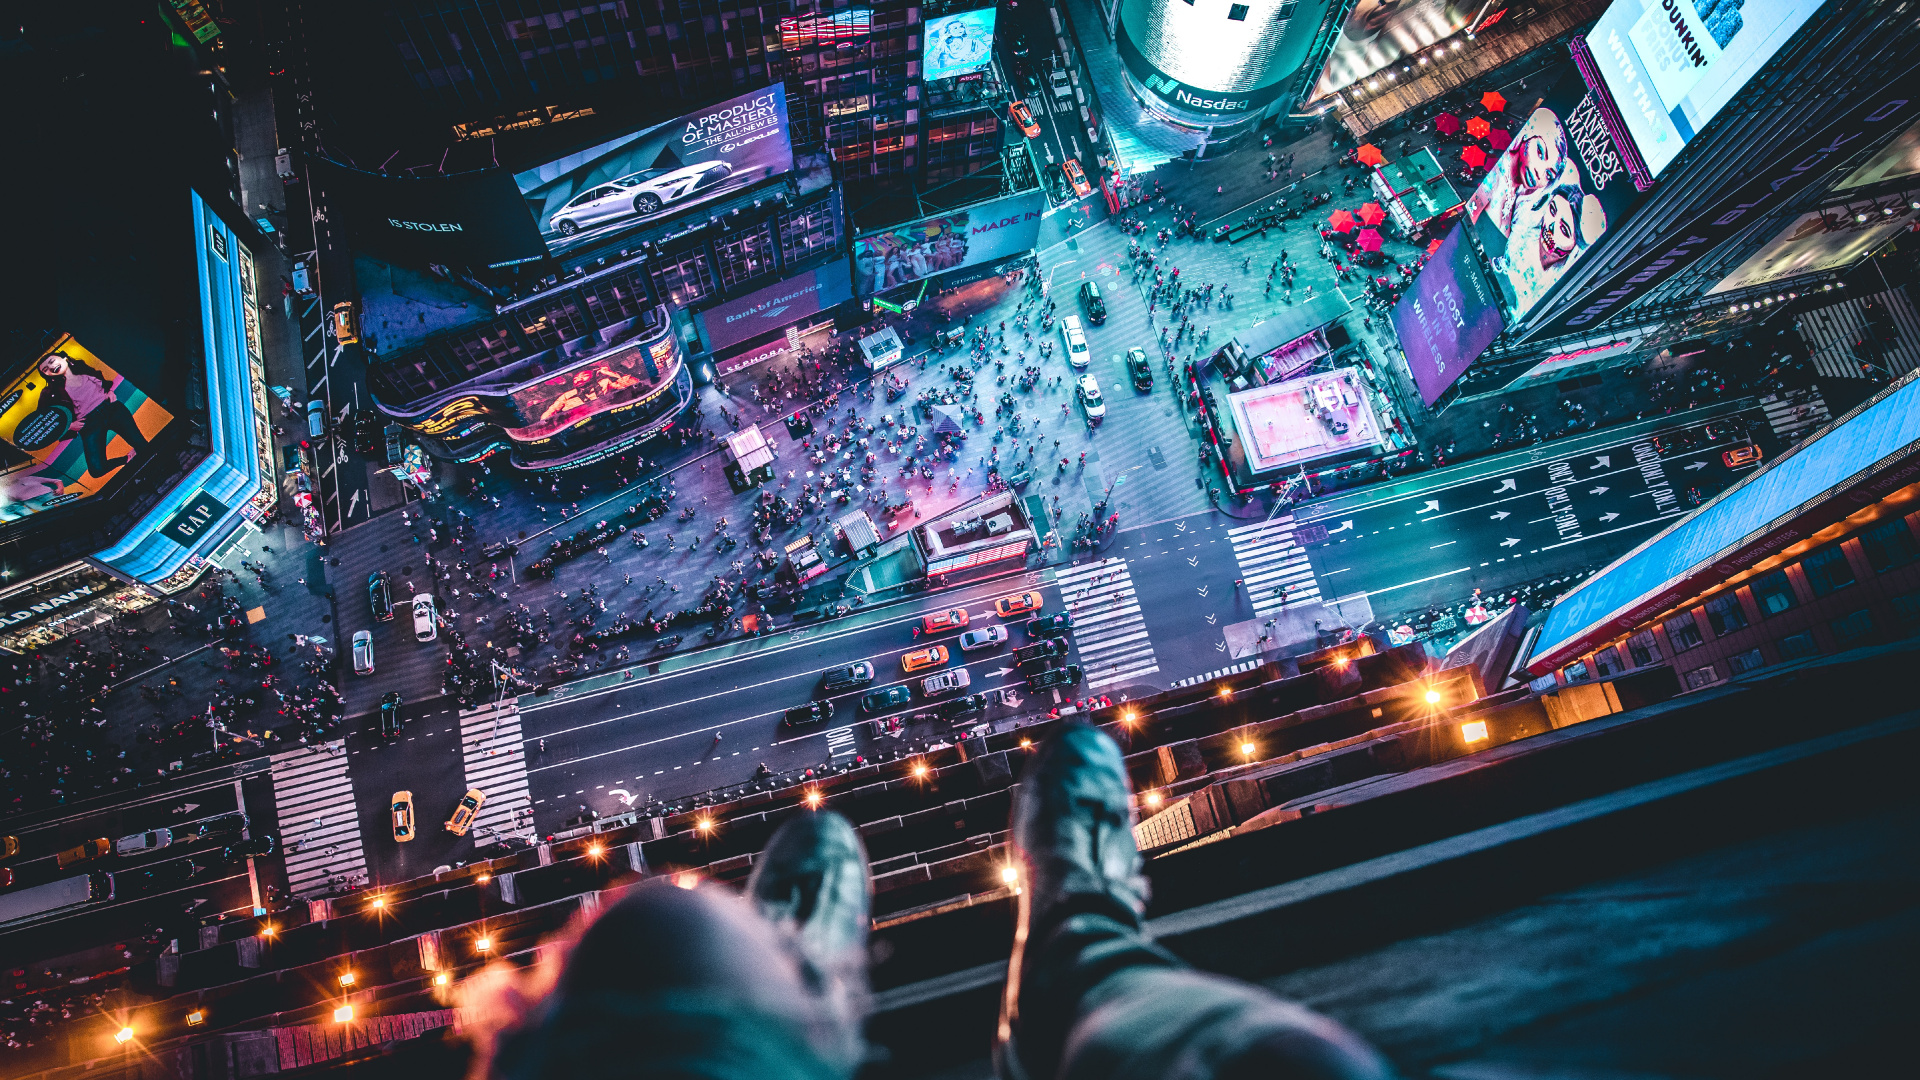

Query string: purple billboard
[698,262,855,354]
[1391,225,1505,405]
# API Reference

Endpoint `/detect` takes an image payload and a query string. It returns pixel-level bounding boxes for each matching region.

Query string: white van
[114,829,174,856]
[1061,314,1090,369]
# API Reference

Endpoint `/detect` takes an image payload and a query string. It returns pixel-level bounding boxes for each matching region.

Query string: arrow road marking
[172,803,202,815]
[1196,585,1209,597]
[1215,641,1228,651]
[1685,461,1709,471]
[1494,478,1517,492]
[1598,512,1620,522]
[1500,538,1521,547]
[1417,500,1440,513]
[1187,556,1200,566]
[1174,520,1190,532]
[989,666,1015,677]
[1204,613,1218,625]
[1490,510,1511,520]
[1593,455,1610,468]
[1325,520,1354,534]
[1589,486,1610,495]
[608,789,637,807]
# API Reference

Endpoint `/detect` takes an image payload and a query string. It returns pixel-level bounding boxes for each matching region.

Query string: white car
[1076,374,1106,422]
[1061,314,1090,369]
[959,626,1009,651]
[114,828,173,856]
[548,162,736,236]
[412,593,438,643]
[352,629,374,675]
[921,668,972,698]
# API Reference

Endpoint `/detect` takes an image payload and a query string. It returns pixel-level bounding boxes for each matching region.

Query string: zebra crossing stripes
[460,701,531,840]
[826,725,857,759]
[1227,517,1321,617]
[1761,387,1831,445]
[1057,558,1160,690]
[1171,659,1264,689]
[269,741,367,899]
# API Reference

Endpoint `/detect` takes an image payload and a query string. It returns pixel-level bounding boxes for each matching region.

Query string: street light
[115,1027,135,1045]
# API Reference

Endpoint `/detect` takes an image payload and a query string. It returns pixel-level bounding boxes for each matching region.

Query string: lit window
[1727,648,1766,675]
[1665,611,1703,653]
[1800,545,1855,597]
[1749,570,1797,617]
[1682,665,1718,691]
[1625,630,1660,667]
[1704,593,1748,636]
[1460,720,1488,743]
[1228,4,1250,19]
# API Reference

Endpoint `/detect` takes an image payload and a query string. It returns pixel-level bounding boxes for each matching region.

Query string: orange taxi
[922,607,970,633]
[994,591,1043,618]
[1009,100,1041,138]
[901,645,950,673]
[1061,159,1093,197]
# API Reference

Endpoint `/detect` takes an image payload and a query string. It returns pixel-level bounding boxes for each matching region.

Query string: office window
[1860,517,1920,573]
[1682,665,1718,691]
[1750,570,1796,617]
[1727,648,1767,675]
[1228,3,1250,18]
[647,250,716,306]
[777,202,838,264]
[1777,631,1819,660]
[1829,608,1874,647]
[1590,645,1625,678]
[1625,629,1660,667]
[1564,660,1590,683]
[1800,545,1855,597]
[712,222,776,290]
[1703,593,1748,636]
[1665,611,1704,653]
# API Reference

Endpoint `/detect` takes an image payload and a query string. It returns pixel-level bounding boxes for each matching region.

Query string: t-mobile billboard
[699,262,856,353]
[311,159,549,269]
[514,85,795,257]
[1391,226,1506,405]
[852,191,1046,296]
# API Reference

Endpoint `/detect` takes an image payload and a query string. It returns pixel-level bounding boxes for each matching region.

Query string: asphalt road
[1293,409,1760,616]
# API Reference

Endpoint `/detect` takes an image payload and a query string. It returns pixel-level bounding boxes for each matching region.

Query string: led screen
[1391,226,1505,404]
[1118,0,1334,120]
[505,337,682,442]
[1585,0,1821,178]
[1708,205,1919,295]
[310,159,548,269]
[1833,116,1920,192]
[924,8,999,82]
[0,335,175,524]
[1310,0,1479,100]
[852,190,1047,296]
[1467,69,1647,320]
[779,9,872,48]
[515,85,794,256]
[700,262,855,353]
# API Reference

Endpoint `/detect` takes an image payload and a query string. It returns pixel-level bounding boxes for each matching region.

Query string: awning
[725,425,775,472]
[839,509,881,551]
[859,326,904,368]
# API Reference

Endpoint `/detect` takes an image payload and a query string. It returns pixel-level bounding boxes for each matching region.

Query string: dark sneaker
[749,809,873,1072]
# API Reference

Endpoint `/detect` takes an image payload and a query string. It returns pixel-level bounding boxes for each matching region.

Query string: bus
[0,873,114,929]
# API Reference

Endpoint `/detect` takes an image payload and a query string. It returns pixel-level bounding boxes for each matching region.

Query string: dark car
[937,693,989,722]
[822,662,876,692]
[860,685,914,714]
[1025,612,1075,639]
[123,860,201,897]
[379,692,404,740]
[1080,281,1106,325]
[781,700,836,730]
[1126,347,1154,391]
[192,813,249,840]
[368,571,394,622]
[222,835,279,862]
[1027,664,1083,691]
[1012,639,1069,664]
[1018,656,1064,679]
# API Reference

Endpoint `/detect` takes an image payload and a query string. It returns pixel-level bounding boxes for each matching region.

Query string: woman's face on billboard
[1519,131,1562,191]
[1539,193,1578,261]
[38,353,71,378]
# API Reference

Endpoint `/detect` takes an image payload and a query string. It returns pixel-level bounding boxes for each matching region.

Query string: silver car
[352,629,375,674]
[548,162,736,236]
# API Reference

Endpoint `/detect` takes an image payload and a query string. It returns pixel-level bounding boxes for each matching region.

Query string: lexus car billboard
[1708,205,1919,295]
[852,190,1047,296]
[310,159,549,269]
[1584,0,1821,178]
[1391,226,1506,405]
[924,7,999,82]
[1467,70,1647,320]
[515,85,795,257]
[699,262,856,354]
[0,335,175,524]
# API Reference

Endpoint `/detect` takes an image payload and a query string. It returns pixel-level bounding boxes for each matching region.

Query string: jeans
[490,885,1389,1080]
[76,399,150,478]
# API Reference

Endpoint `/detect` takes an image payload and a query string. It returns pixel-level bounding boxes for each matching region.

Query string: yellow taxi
[55,838,111,869]
[1061,159,1093,198]
[922,607,970,633]
[994,591,1044,618]
[901,645,950,673]
[391,791,416,843]
[445,788,487,836]
[1009,100,1041,138]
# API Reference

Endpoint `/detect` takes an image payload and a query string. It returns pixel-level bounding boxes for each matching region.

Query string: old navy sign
[700,262,854,353]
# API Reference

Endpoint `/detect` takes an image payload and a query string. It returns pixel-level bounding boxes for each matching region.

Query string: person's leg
[996,723,1393,1080]
[78,400,147,477]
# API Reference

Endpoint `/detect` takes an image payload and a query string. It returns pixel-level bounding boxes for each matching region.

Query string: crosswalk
[459,700,532,841]
[1761,387,1831,445]
[1172,659,1266,689]
[1058,558,1160,690]
[1796,288,1920,381]
[269,741,367,899]
[1227,516,1321,617]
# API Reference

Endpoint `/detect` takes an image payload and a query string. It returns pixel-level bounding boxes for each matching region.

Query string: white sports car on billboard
[547,161,736,236]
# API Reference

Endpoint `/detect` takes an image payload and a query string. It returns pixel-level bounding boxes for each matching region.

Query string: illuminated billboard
[1708,205,1919,295]
[311,159,548,269]
[1466,70,1646,320]
[1584,0,1822,178]
[852,190,1046,296]
[1833,116,1920,192]
[515,85,794,256]
[1118,0,1333,123]
[924,8,999,82]
[0,335,175,524]
[700,262,855,354]
[505,336,683,442]
[1391,226,1505,404]
[1310,0,1479,101]
[780,9,872,48]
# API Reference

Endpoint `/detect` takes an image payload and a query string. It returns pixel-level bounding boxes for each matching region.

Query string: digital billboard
[1118,0,1334,122]
[1584,0,1822,178]
[924,8,999,82]
[1391,226,1506,404]
[852,190,1047,296]
[514,85,795,257]
[1467,70,1646,320]
[0,335,175,524]
[1833,116,1920,192]
[310,159,548,269]
[1708,205,1919,295]
[779,9,872,48]
[505,336,682,442]
[699,262,855,354]
[1310,0,1480,101]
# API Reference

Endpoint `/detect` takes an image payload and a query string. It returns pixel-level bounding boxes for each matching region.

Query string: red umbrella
[1466,116,1492,138]
[1487,128,1513,150]
[1356,228,1385,252]
[1481,90,1507,113]
[1461,145,1488,168]
[1427,237,1445,254]
[1329,208,1357,233]
[1358,201,1387,226]
[1434,113,1461,134]
[1356,143,1387,167]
